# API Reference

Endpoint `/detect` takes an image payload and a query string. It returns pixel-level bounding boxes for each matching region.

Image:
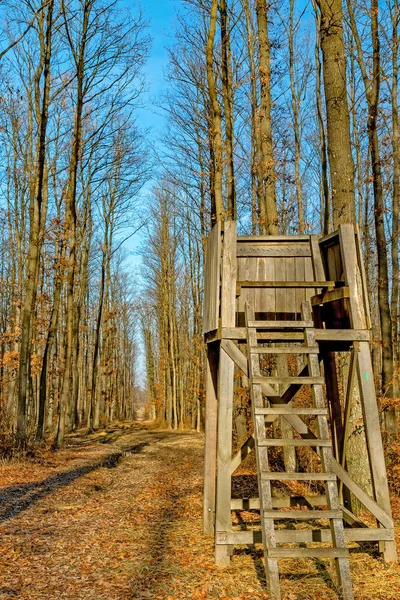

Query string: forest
[0,0,400,598]
[1,0,399,449]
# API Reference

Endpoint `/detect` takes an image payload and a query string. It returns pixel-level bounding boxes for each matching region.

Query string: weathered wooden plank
[255,407,327,415]
[237,280,339,289]
[237,235,311,242]
[237,243,312,257]
[311,286,350,305]
[319,230,340,245]
[253,376,324,385]
[268,548,348,559]
[215,223,237,565]
[285,256,296,318]
[261,472,336,481]
[355,224,372,330]
[214,347,235,566]
[252,347,319,354]
[236,255,248,320]
[304,256,315,303]
[246,257,258,321]
[203,343,219,535]
[230,496,328,510]
[202,222,222,334]
[258,439,332,447]
[310,235,325,280]
[248,320,312,329]
[219,328,370,342]
[263,256,276,315]
[263,510,342,519]
[221,221,237,328]
[217,528,393,545]
[275,257,286,318]
[295,256,306,315]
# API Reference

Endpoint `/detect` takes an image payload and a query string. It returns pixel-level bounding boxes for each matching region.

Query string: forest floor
[0,423,400,600]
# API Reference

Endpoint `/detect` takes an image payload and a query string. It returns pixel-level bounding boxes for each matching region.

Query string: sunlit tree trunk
[316,0,355,226]
[255,0,278,234]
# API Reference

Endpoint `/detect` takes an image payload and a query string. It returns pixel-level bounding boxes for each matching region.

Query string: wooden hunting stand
[202,222,397,600]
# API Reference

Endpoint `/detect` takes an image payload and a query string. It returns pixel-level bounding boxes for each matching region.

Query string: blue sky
[117,1,181,270]
[122,0,180,137]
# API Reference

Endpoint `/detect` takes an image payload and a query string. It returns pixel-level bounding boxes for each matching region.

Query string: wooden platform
[202,223,397,598]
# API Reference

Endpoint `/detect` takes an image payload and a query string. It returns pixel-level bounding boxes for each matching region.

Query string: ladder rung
[238,280,340,289]
[255,407,328,416]
[253,376,324,386]
[247,320,313,329]
[263,510,342,519]
[261,472,336,481]
[267,548,348,559]
[258,439,332,447]
[251,347,319,355]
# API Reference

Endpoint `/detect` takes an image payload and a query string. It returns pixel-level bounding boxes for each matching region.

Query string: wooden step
[251,347,319,355]
[253,376,324,386]
[267,547,349,559]
[261,472,335,481]
[255,407,328,416]
[263,510,342,519]
[247,320,313,329]
[258,438,332,447]
[238,280,341,289]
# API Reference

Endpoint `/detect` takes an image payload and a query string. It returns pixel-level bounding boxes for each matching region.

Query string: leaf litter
[0,423,399,599]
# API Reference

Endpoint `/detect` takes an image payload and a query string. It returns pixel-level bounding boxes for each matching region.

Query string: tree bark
[316,0,355,226]
[220,0,236,220]
[255,0,279,234]
[206,0,224,223]
[16,0,54,444]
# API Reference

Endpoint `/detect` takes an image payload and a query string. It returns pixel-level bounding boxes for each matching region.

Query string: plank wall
[236,237,316,326]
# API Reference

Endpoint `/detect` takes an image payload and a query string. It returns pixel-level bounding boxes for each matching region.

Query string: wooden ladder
[245,300,354,600]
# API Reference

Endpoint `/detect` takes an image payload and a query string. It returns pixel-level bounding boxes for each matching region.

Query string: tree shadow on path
[0,441,149,523]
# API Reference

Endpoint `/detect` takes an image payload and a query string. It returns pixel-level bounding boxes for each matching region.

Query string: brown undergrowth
[0,423,399,599]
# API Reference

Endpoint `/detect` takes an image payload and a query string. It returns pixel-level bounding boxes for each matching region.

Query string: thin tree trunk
[206,0,224,222]
[390,0,400,399]
[220,0,236,220]
[289,0,304,233]
[255,0,279,234]
[312,0,330,233]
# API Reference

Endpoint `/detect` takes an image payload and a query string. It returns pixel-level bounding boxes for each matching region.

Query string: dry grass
[0,423,399,599]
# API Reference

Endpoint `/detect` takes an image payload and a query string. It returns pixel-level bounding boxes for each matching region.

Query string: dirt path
[0,424,399,599]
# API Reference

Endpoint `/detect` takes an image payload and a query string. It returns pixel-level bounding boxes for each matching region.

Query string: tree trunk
[206,0,224,223]
[316,0,355,226]
[255,0,278,234]
[220,0,236,220]
[16,0,54,444]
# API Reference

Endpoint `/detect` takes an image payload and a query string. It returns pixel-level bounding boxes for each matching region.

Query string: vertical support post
[215,221,237,565]
[203,342,219,535]
[339,225,397,562]
[311,235,343,454]
[215,348,235,565]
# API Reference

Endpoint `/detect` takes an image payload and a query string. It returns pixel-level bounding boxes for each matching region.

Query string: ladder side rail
[302,301,354,600]
[245,302,281,600]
